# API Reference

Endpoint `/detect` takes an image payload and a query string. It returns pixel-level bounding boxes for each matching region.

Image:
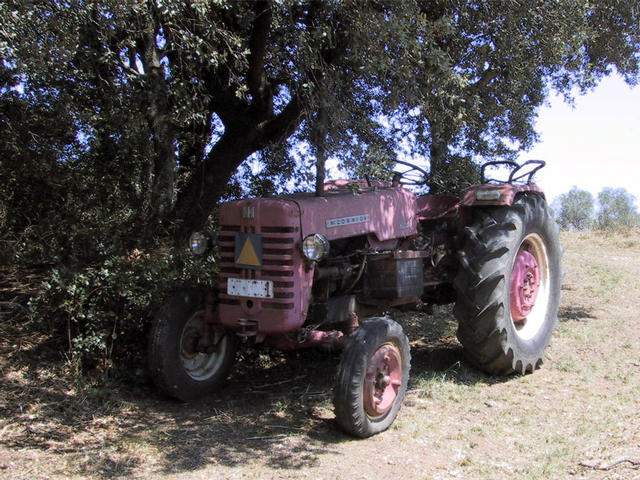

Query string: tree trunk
[172,131,257,240]
[313,105,329,196]
[429,137,448,195]
[139,30,175,224]
[172,93,304,242]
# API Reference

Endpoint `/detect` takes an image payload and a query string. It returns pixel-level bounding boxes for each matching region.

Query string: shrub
[29,247,218,377]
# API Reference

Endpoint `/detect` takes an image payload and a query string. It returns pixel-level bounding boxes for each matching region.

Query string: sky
[517,75,640,207]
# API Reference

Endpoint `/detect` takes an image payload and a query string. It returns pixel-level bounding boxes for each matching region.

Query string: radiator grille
[218,225,297,311]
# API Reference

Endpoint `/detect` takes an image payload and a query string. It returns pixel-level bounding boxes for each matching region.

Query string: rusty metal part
[179,310,232,381]
[344,312,360,336]
[236,318,259,338]
[461,184,544,207]
[198,292,219,349]
[266,329,347,351]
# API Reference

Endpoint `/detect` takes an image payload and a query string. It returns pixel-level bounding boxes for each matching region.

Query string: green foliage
[29,248,217,375]
[595,187,640,231]
[3,0,639,235]
[556,187,595,231]
[427,154,480,198]
[555,186,640,232]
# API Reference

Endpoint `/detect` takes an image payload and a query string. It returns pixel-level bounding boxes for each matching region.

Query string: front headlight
[302,234,330,262]
[189,231,210,255]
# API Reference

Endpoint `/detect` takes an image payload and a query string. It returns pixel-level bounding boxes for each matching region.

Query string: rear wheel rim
[179,311,228,381]
[510,233,551,341]
[363,343,403,418]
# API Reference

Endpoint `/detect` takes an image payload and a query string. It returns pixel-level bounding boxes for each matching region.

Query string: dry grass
[1,230,640,479]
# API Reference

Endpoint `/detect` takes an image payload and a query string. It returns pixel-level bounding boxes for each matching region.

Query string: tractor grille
[218,224,297,311]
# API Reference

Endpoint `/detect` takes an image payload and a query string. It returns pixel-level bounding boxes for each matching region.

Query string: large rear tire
[454,194,561,375]
[333,317,410,438]
[148,288,238,401]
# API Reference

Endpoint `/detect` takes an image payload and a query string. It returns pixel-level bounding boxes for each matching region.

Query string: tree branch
[470,66,502,90]
[136,12,176,223]
[247,0,273,115]
[260,93,303,145]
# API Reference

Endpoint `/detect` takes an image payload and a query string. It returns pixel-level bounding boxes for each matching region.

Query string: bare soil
[1,231,639,479]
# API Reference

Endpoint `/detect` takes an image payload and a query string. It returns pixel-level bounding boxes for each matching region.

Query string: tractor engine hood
[291,186,418,246]
[219,185,418,246]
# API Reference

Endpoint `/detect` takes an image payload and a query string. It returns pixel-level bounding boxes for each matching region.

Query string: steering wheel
[388,159,429,186]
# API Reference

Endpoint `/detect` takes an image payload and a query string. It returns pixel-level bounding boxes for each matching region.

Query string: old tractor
[148,160,561,438]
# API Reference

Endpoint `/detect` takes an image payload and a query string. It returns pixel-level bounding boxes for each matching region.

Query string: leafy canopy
[557,187,595,231]
[596,187,640,230]
[555,186,640,231]
[2,0,639,244]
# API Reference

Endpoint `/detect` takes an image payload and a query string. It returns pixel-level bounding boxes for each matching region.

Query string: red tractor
[148,160,561,438]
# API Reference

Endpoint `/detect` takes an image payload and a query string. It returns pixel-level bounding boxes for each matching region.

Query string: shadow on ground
[558,305,596,322]
[0,307,515,477]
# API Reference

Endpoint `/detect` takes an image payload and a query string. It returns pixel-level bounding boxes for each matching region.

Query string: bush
[29,247,218,377]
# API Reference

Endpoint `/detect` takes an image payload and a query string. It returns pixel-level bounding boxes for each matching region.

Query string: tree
[391,1,640,194]
[596,187,640,230]
[1,1,436,243]
[1,0,639,250]
[557,187,595,231]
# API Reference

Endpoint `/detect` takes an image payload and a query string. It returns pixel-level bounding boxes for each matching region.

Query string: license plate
[227,278,274,299]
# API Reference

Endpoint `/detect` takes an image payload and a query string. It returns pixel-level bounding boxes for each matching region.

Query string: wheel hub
[179,312,227,381]
[375,372,391,390]
[363,344,402,418]
[510,247,540,322]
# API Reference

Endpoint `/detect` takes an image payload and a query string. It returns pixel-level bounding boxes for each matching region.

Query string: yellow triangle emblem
[237,238,261,267]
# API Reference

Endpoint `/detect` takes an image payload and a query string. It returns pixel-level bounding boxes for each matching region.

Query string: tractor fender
[460,183,546,207]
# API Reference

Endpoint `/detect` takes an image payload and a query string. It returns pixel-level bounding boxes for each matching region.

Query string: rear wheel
[333,317,410,438]
[148,288,238,401]
[454,194,561,374]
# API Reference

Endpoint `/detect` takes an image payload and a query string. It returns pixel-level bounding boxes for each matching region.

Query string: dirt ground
[1,231,639,480]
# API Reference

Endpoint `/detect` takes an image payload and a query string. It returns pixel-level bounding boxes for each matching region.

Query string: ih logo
[234,233,263,269]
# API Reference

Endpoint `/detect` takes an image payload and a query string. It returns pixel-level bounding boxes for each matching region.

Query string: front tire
[454,194,561,375]
[148,288,238,401]
[333,317,410,438]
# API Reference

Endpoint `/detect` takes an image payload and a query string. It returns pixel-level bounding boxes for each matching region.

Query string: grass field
[1,230,639,479]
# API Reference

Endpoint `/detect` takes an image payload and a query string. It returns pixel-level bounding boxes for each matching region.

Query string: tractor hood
[291,186,418,245]
[218,184,418,248]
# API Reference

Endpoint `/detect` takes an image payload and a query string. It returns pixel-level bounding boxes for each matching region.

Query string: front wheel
[148,288,238,401]
[333,317,410,438]
[454,194,561,375]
